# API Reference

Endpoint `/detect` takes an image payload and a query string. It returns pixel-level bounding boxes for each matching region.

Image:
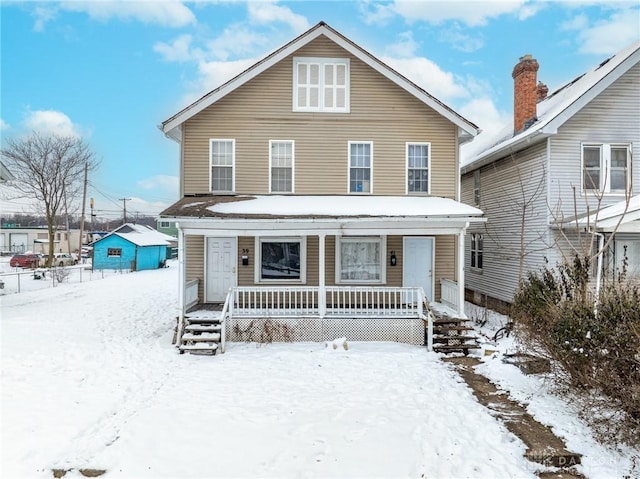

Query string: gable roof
[461,41,640,174]
[160,21,479,142]
[95,223,177,247]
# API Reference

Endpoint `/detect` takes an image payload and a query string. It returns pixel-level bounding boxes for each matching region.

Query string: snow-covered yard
[1,262,637,478]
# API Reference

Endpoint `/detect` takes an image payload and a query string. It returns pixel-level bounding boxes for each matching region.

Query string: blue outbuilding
[92,223,177,271]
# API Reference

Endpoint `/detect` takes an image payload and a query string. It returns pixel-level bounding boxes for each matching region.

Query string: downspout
[176,223,186,346]
[594,231,605,317]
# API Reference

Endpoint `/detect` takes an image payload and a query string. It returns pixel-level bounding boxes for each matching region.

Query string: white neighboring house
[461,42,640,310]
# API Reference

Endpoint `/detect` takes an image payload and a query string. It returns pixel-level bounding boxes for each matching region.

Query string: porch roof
[565,195,640,233]
[161,195,484,220]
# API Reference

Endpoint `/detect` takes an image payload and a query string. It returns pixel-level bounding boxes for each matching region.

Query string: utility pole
[78,162,88,256]
[90,197,95,235]
[119,198,132,224]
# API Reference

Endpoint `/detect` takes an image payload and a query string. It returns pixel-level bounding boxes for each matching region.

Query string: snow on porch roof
[160,195,484,219]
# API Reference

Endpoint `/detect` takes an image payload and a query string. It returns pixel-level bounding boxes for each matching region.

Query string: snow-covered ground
[1,262,637,478]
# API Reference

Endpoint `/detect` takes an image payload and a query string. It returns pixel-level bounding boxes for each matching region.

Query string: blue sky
[2,0,639,219]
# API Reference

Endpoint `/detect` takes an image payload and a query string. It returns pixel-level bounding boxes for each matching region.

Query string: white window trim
[470,233,483,271]
[254,237,306,284]
[335,236,386,284]
[347,141,373,194]
[473,170,480,207]
[209,139,236,193]
[405,142,431,195]
[269,140,295,193]
[107,248,122,258]
[293,57,350,113]
[581,142,631,195]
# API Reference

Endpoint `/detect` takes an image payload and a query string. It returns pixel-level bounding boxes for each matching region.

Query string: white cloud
[154,34,197,62]
[391,0,534,27]
[385,31,420,58]
[247,1,310,33]
[439,26,484,52]
[59,0,196,28]
[458,96,511,138]
[22,110,81,138]
[32,6,57,32]
[561,13,589,31]
[125,196,173,217]
[205,25,270,61]
[0,119,9,131]
[575,8,640,55]
[359,0,397,25]
[136,175,179,195]
[382,56,469,101]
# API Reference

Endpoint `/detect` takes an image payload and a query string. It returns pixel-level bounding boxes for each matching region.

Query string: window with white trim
[210,139,234,192]
[270,141,294,193]
[293,57,349,112]
[256,237,306,282]
[107,248,122,258]
[336,236,385,283]
[349,142,372,193]
[470,233,483,270]
[406,143,430,193]
[582,143,630,193]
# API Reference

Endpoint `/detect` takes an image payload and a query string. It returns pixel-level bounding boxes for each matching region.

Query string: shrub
[512,255,640,446]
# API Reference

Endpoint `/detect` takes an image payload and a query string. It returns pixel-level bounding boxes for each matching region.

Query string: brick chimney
[536,81,548,102]
[512,54,539,133]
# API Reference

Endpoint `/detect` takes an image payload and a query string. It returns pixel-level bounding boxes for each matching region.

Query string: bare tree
[1,132,98,266]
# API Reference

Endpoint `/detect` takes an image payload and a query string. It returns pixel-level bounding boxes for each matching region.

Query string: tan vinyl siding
[237,236,254,286]
[387,236,403,286]
[434,235,455,300]
[182,35,457,197]
[185,235,205,300]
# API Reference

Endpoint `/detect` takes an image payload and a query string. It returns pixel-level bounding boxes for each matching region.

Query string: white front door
[206,237,237,302]
[403,237,434,302]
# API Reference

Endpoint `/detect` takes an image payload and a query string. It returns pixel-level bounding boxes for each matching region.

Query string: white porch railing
[185,279,199,311]
[229,286,426,318]
[440,278,459,311]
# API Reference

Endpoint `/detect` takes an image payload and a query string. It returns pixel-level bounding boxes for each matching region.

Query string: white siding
[462,142,550,303]
[548,63,640,220]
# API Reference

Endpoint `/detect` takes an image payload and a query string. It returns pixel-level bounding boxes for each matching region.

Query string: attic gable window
[293,57,349,113]
[582,143,630,194]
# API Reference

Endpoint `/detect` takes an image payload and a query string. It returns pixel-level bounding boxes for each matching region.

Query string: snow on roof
[572,195,640,231]
[207,195,483,218]
[97,223,177,247]
[462,41,640,171]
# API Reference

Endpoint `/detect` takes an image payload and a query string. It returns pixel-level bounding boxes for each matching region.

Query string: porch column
[318,233,326,318]
[176,223,186,345]
[457,229,467,318]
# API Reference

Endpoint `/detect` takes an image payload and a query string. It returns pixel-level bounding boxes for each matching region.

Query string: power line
[119,198,132,224]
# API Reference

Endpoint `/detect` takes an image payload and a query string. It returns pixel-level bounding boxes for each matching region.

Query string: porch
[178,279,465,352]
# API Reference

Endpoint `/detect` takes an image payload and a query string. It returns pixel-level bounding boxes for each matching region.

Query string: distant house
[0,225,83,255]
[92,223,177,271]
[461,42,640,310]
[157,219,178,238]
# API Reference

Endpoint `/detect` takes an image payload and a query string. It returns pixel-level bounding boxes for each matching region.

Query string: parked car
[40,253,78,267]
[9,253,41,268]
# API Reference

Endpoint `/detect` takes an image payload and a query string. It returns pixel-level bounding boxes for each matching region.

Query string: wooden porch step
[433,335,477,343]
[186,317,222,325]
[184,324,222,332]
[433,343,480,353]
[179,343,219,353]
[433,325,475,333]
[182,332,221,342]
[433,318,470,325]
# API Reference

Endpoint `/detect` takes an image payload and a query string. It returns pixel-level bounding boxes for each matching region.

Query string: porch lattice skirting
[229,317,425,344]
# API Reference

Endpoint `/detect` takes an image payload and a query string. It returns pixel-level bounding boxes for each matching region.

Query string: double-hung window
[582,143,630,194]
[256,237,306,283]
[293,57,349,112]
[336,236,385,283]
[270,141,294,193]
[210,139,234,192]
[349,142,372,193]
[406,143,430,193]
[470,233,483,270]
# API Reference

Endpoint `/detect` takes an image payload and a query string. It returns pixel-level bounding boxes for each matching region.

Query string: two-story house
[160,22,484,351]
[461,42,640,311]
